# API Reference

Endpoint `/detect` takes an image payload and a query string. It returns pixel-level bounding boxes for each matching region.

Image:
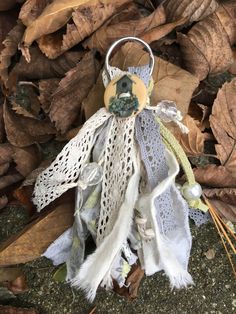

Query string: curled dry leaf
[19,0,53,26]
[0,195,8,210]
[164,0,219,23]
[13,145,41,177]
[39,0,132,59]
[0,306,38,314]
[21,0,94,47]
[140,17,187,44]
[204,189,236,222]
[170,115,207,156]
[0,144,13,165]
[38,78,60,113]
[210,79,236,178]
[0,22,25,87]
[84,5,166,54]
[111,42,199,114]
[194,165,236,188]
[7,275,29,294]
[178,4,234,80]
[50,51,100,133]
[3,101,56,147]
[0,173,23,190]
[9,47,84,84]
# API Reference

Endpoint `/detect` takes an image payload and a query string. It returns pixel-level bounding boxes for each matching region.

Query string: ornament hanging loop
[105,37,155,82]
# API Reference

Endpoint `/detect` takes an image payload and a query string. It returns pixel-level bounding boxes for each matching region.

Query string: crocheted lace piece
[189,208,210,226]
[135,109,176,235]
[96,116,136,243]
[102,65,150,88]
[33,108,111,211]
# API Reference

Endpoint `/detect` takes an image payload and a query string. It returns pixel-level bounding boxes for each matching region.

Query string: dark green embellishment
[109,96,139,117]
[109,75,139,117]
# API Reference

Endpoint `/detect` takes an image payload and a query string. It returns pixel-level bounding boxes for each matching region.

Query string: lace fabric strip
[135,110,193,287]
[32,108,111,211]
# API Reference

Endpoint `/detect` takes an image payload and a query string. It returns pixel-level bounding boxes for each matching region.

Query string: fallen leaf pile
[0,0,236,305]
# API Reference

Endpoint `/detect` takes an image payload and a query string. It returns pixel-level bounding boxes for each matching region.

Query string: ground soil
[0,206,235,314]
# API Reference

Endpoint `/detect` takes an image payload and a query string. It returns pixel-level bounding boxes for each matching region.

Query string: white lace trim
[97,116,136,243]
[33,108,111,211]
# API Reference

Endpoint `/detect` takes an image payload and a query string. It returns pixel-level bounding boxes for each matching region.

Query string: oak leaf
[178,4,235,80]
[0,194,74,265]
[84,5,166,54]
[204,189,236,222]
[3,101,56,147]
[50,51,100,133]
[38,0,133,59]
[210,79,236,178]
[164,0,219,23]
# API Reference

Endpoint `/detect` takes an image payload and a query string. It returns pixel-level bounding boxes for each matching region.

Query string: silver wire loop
[105,37,155,81]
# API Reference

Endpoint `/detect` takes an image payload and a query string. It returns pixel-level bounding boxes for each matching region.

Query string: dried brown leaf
[0,268,23,282]
[19,0,53,26]
[81,71,105,120]
[9,47,84,85]
[0,173,23,190]
[210,79,236,178]
[164,0,219,23]
[0,195,74,265]
[0,11,18,52]
[84,5,166,54]
[21,159,52,187]
[38,78,60,113]
[0,1,17,11]
[13,145,41,177]
[111,42,199,114]
[0,163,10,176]
[11,84,41,119]
[0,103,4,143]
[7,275,29,294]
[3,101,56,147]
[204,189,236,222]
[178,6,234,80]
[194,165,236,188]
[21,0,91,46]
[140,17,187,44]
[0,195,8,210]
[215,1,236,46]
[170,115,207,156]
[0,144,13,165]
[39,0,132,59]
[0,306,38,314]
[113,264,144,299]
[0,22,25,87]
[50,51,100,133]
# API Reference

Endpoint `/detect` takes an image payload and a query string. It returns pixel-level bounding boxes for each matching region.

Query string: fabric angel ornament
[33,37,209,302]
